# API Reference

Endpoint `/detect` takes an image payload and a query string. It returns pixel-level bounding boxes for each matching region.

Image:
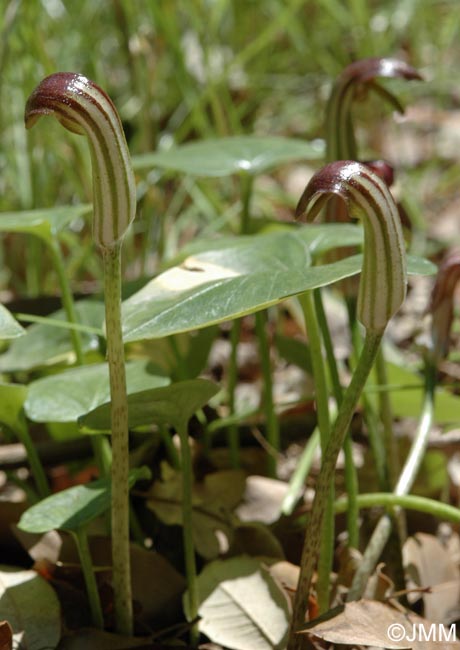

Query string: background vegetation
[2,0,460,296]
[2,1,460,648]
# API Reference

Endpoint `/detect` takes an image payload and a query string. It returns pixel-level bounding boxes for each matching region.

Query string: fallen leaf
[268,561,300,595]
[236,476,290,524]
[148,465,245,559]
[56,535,186,625]
[129,545,186,624]
[0,621,12,650]
[13,527,63,564]
[0,567,60,650]
[300,599,460,649]
[186,556,290,650]
[403,533,460,623]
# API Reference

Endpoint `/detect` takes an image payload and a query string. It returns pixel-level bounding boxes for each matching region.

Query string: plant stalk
[48,237,85,365]
[375,346,399,486]
[255,311,280,478]
[15,418,50,499]
[346,361,436,601]
[282,428,320,516]
[347,299,388,489]
[313,288,359,548]
[287,330,383,650]
[49,236,112,478]
[225,173,255,468]
[178,423,199,645]
[102,242,132,635]
[73,528,104,629]
[334,491,460,523]
[227,319,242,468]
[298,292,333,612]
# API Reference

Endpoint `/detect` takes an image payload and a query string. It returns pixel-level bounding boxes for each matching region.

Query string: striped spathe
[25,73,136,249]
[296,160,407,333]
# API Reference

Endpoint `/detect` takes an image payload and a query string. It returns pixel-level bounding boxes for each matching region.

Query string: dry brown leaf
[13,527,63,564]
[0,621,12,650]
[368,563,396,601]
[403,532,460,623]
[268,561,300,594]
[301,600,460,649]
[235,475,290,524]
[148,465,245,559]
[336,545,363,589]
[55,536,186,625]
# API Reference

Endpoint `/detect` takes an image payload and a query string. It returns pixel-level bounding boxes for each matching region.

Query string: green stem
[102,243,132,636]
[48,237,84,365]
[129,504,147,547]
[49,237,111,478]
[255,311,279,478]
[346,361,436,601]
[281,428,320,516]
[15,417,50,499]
[225,172,254,469]
[343,433,359,548]
[313,289,342,404]
[299,293,330,450]
[178,423,199,645]
[395,362,436,495]
[227,319,242,469]
[298,292,333,613]
[374,345,406,579]
[287,330,383,650]
[92,436,112,478]
[335,491,460,523]
[72,528,104,629]
[375,346,399,487]
[347,299,388,489]
[169,335,188,380]
[26,237,41,297]
[240,173,254,235]
[314,289,359,548]
[160,426,181,470]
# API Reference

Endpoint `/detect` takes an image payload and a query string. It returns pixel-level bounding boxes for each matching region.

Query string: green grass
[2,1,459,283]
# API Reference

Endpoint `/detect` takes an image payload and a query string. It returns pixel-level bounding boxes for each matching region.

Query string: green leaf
[0,304,25,339]
[132,136,324,177]
[406,254,437,276]
[121,227,434,342]
[275,333,311,374]
[24,360,170,423]
[0,204,91,243]
[185,556,290,650]
[163,223,364,269]
[121,231,341,342]
[0,300,104,372]
[372,361,460,423]
[18,467,151,534]
[0,382,28,435]
[131,327,219,380]
[412,450,448,497]
[0,567,60,650]
[79,378,219,433]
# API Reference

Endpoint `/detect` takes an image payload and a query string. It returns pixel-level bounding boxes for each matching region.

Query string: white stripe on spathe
[345,176,406,331]
[25,73,136,249]
[296,160,407,334]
